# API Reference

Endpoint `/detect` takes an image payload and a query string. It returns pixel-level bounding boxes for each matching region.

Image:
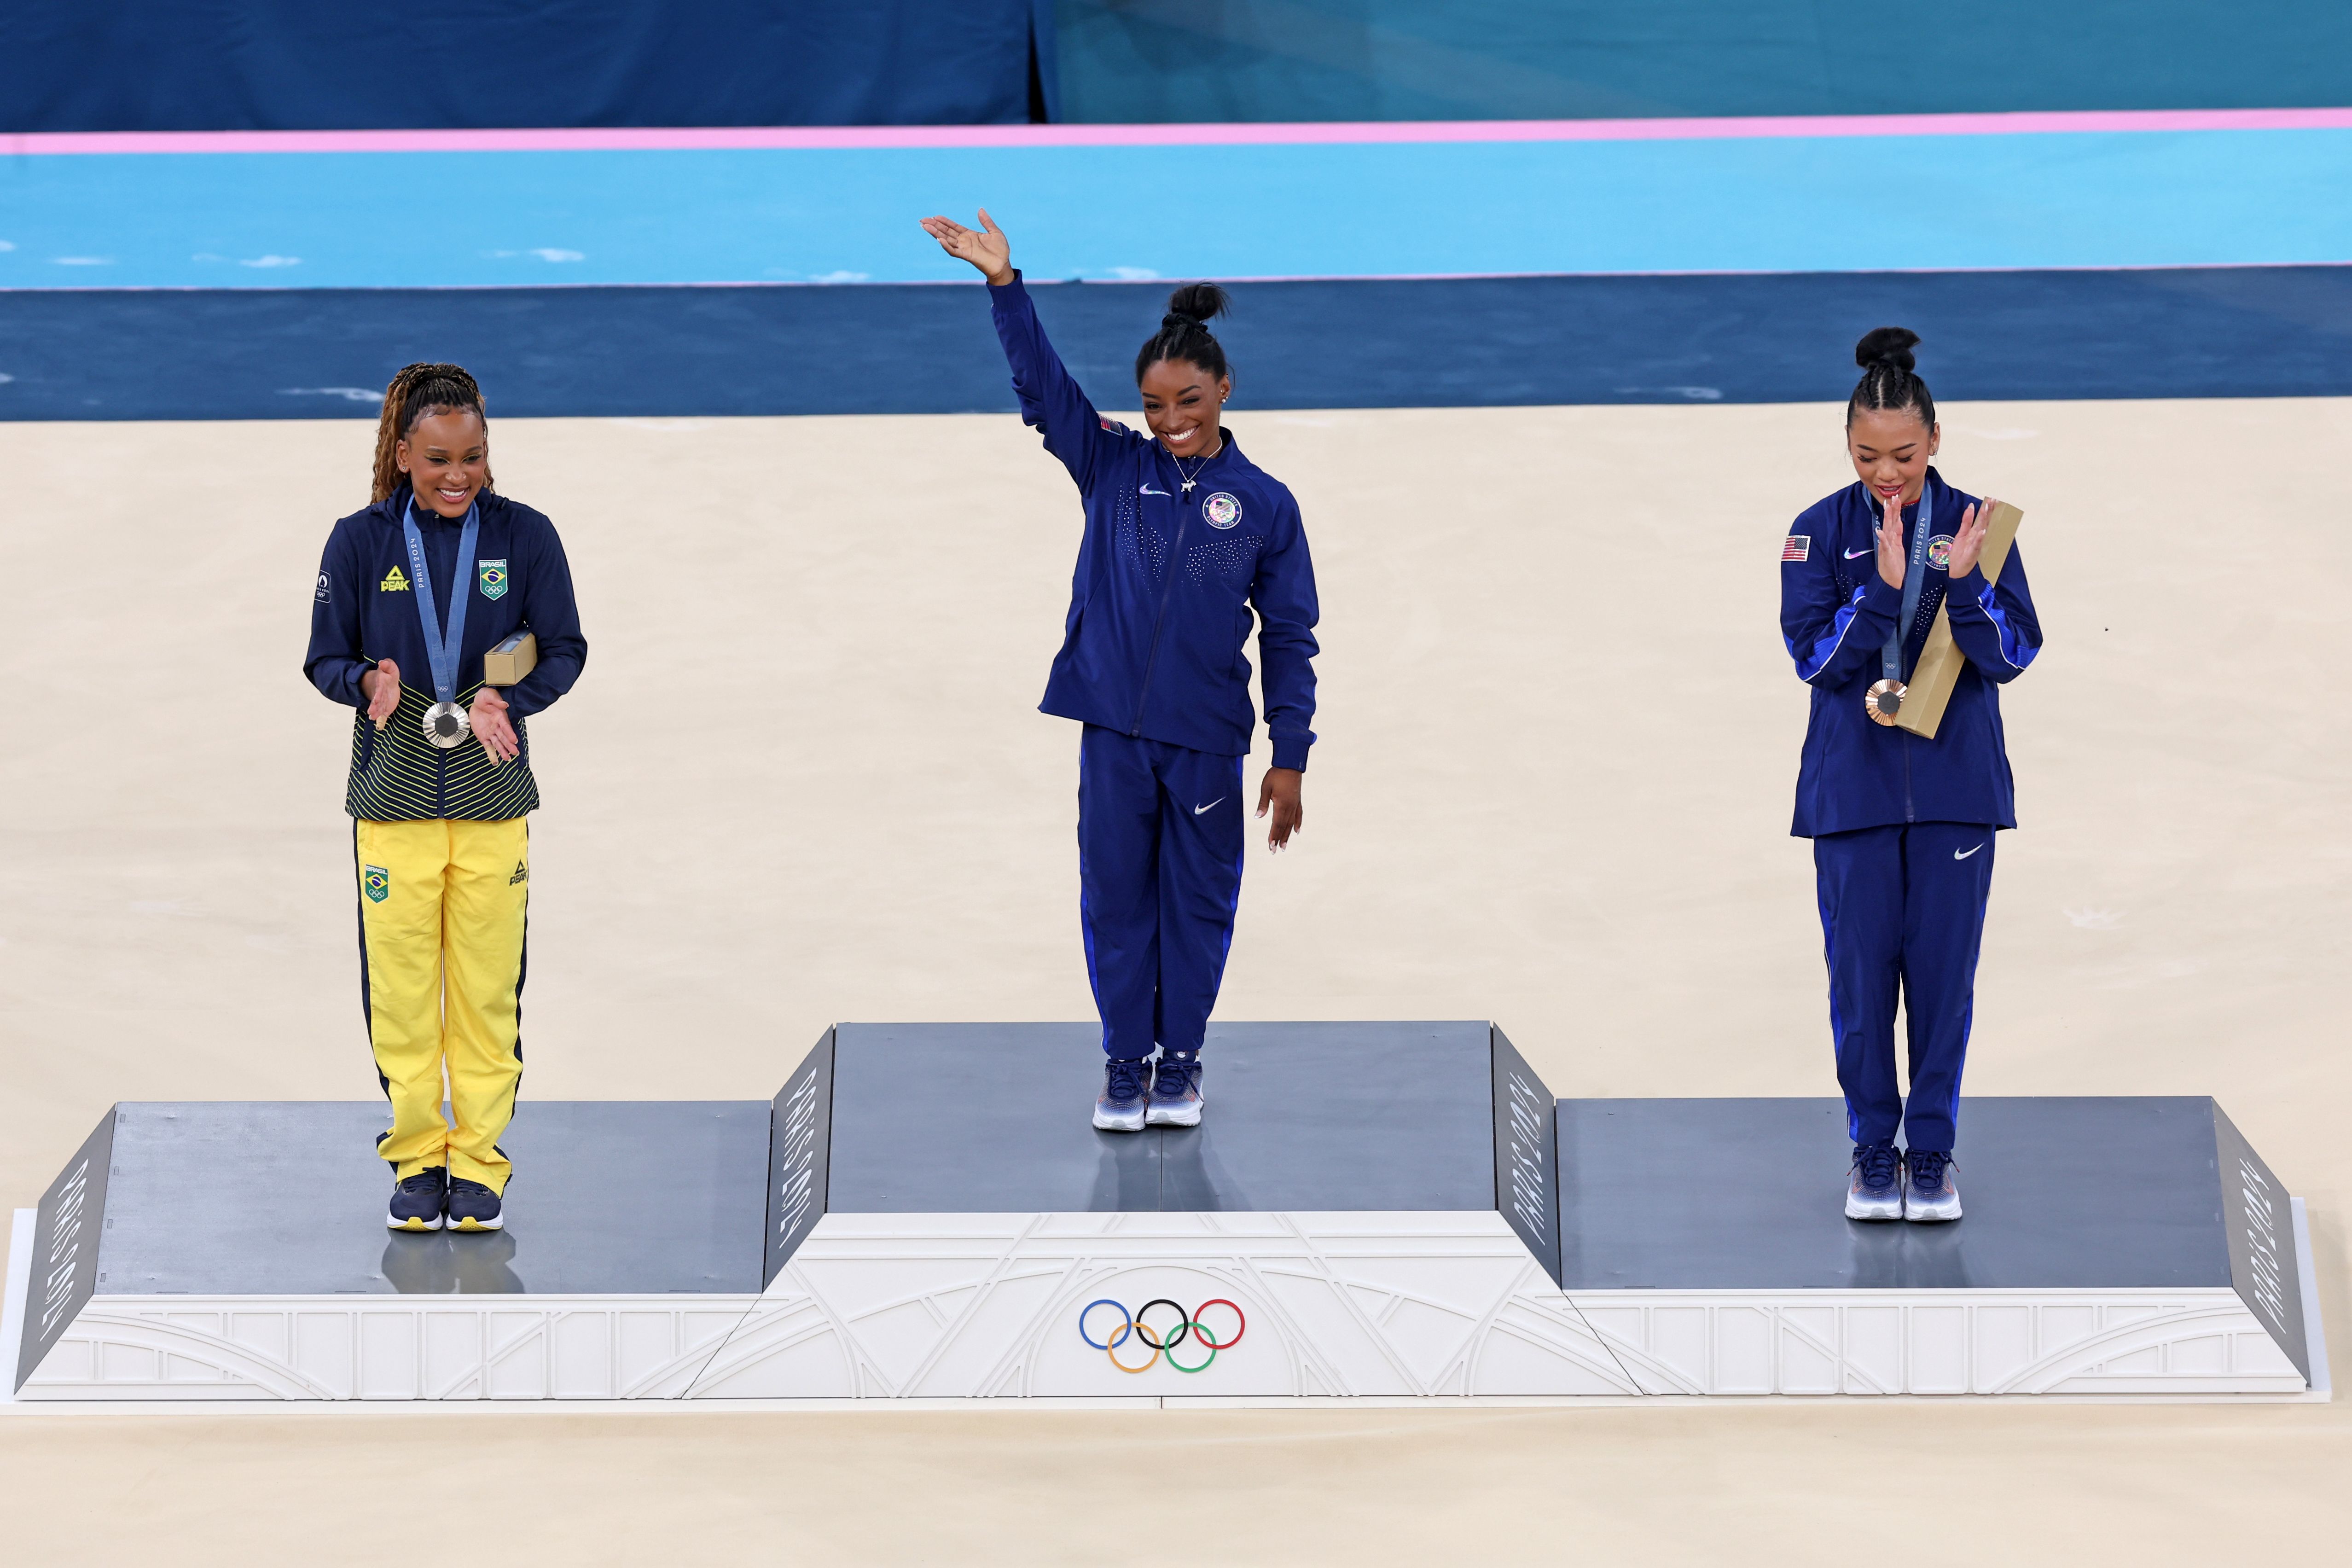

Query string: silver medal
[422,701,472,749]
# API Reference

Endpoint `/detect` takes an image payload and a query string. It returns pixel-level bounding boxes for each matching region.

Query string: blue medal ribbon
[401,495,481,705]
[1879,476,1936,684]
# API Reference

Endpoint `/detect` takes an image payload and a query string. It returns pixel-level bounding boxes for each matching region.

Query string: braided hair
[371,362,493,503]
[1847,327,1934,430]
[1134,283,1232,385]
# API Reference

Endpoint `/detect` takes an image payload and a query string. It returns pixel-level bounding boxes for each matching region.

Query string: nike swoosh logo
[1954,844,1983,859]
[1194,798,1225,815]
[1141,485,1172,496]
[1844,547,1873,558]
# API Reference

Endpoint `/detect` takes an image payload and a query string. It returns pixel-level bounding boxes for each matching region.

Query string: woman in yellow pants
[303,364,587,1231]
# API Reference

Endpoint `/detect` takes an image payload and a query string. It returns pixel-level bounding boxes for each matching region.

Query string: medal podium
[6,1023,2324,1404]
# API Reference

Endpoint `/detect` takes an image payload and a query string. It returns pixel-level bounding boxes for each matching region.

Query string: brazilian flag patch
[363,865,390,904]
[478,558,509,600]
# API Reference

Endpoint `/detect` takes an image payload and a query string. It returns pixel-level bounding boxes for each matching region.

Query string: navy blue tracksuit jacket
[989,274,1320,1059]
[1780,471,2042,1152]
[305,487,586,822]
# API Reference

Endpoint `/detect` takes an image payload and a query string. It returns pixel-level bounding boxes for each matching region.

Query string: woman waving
[920,209,1320,1133]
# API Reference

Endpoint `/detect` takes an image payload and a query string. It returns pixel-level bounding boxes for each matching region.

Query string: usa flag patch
[1782,534,1811,562]
[1099,416,1129,434]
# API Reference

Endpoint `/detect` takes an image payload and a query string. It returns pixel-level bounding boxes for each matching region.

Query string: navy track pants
[1078,725,1247,1060]
[1813,822,1997,1152]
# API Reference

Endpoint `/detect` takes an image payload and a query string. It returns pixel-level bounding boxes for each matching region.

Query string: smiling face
[1846,405,1940,506]
[396,407,489,516]
[1138,357,1231,459]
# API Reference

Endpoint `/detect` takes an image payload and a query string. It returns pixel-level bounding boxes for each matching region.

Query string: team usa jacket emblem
[1927,535,1955,570]
[363,865,390,903]
[1203,492,1242,529]
[1782,535,1810,562]
[478,558,509,600]
[380,565,411,592]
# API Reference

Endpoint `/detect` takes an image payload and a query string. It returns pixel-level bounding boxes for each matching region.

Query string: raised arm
[920,209,1127,491]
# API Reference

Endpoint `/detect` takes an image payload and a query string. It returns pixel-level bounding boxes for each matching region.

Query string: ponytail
[371,362,491,502]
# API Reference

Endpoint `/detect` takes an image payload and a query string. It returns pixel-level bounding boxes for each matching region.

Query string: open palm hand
[918,209,1014,285]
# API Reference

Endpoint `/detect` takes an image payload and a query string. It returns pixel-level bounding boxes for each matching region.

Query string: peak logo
[1079,1296,1246,1373]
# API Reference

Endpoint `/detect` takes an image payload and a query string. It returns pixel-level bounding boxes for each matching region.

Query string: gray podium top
[1557,1096,2239,1290]
[93,1101,768,1295]
[824,1021,1500,1214]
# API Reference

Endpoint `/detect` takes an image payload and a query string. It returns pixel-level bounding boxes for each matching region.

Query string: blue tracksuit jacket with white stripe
[1780,470,2042,837]
[988,274,1319,770]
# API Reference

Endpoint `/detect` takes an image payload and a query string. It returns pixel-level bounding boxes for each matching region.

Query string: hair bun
[1854,326,1920,372]
[1163,281,1231,325]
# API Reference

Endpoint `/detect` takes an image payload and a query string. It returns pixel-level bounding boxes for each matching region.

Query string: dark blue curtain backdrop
[0,0,1058,130]
[1056,0,2352,121]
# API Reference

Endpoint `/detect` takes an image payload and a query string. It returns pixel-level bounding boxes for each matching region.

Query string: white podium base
[5,1202,2326,1405]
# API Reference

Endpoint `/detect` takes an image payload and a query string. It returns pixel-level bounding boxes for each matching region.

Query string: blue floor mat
[5,266,2348,421]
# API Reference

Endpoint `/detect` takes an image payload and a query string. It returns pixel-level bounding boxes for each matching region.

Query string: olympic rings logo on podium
[1078,1298,1247,1373]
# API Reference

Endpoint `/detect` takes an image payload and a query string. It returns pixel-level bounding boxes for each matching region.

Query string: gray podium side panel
[1490,1026,1562,1286]
[17,1106,116,1393]
[764,1029,836,1288]
[2212,1101,2310,1381]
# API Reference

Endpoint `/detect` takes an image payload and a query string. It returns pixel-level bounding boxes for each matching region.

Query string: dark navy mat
[4,265,2349,421]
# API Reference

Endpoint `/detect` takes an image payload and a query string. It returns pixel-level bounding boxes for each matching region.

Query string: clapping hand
[919,209,1015,286]
[470,685,520,766]
[1947,499,1997,579]
[1876,494,1909,590]
[361,659,401,730]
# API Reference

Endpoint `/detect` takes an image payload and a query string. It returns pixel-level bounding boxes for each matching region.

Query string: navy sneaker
[1845,1142,1903,1220]
[1905,1149,1962,1222]
[447,1177,505,1232]
[1146,1050,1206,1127]
[388,1167,447,1231]
[1093,1057,1152,1132]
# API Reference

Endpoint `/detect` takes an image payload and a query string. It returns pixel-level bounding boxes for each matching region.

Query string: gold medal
[1865,679,1905,726]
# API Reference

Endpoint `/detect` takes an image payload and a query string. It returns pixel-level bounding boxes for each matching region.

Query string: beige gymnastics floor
[0,401,2345,1561]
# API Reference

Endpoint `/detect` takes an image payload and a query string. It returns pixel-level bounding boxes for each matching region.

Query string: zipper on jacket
[1903,732,1915,822]
[1127,454,1194,736]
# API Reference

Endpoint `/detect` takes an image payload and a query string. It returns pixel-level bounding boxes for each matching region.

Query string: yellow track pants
[355,817,529,1193]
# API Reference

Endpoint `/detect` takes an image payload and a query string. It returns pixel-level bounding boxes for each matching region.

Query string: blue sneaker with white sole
[447,1177,505,1231]
[1904,1149,1962,1222]
[388,1167,447,1231]
[1093,1057,1152,1132]
[1146,1050,1205,1127]
[1845,1142,1903,1221]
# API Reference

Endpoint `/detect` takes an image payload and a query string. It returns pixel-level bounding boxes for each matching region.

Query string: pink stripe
[9,107,2352,155]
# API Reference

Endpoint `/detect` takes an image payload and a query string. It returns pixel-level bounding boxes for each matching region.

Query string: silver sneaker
[1845,1142,1904,1220]
[1904,1149,1962,1222]
[1145,1051,1205,1127]
[1093,1057,1151,1132]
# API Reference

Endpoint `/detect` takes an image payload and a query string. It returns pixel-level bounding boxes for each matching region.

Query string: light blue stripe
[1790,586,1867,684]
[1979,584,2039,669]
[5,129,2352,290]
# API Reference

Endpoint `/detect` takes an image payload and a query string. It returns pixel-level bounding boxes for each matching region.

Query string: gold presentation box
[1894,502,2024,739]
[483,630,538,687]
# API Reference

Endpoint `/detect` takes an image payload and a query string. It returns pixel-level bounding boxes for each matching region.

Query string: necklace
[1170,432,1222,496]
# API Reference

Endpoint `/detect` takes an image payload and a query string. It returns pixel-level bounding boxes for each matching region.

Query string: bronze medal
[1865,679,1905,726]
